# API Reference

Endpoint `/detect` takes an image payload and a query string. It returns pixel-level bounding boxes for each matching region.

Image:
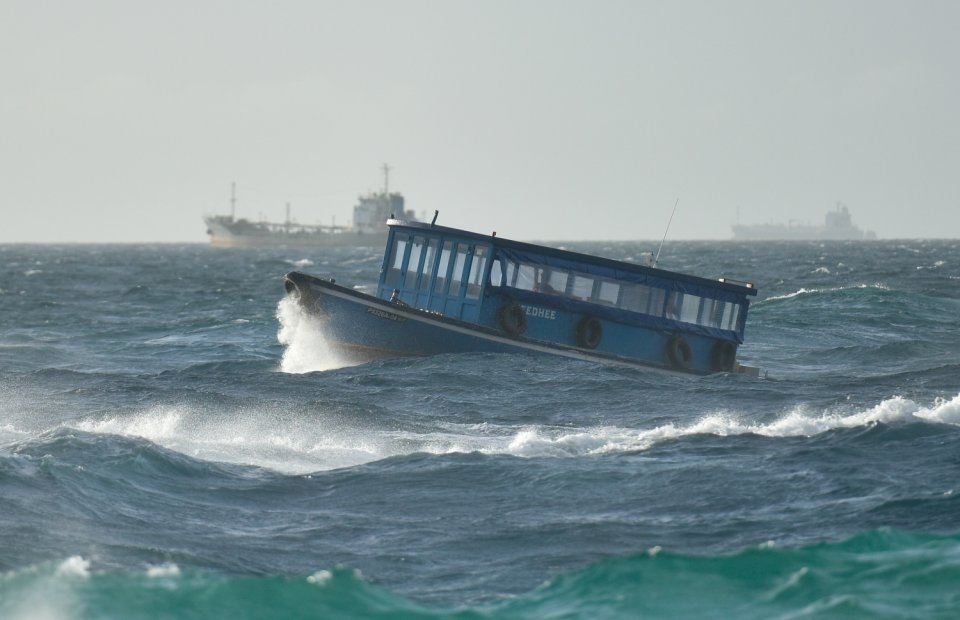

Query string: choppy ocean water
[2,239,959,619]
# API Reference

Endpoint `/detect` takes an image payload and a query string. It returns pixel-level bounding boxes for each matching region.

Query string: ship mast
[382,163,391,195]
[230,182,237,220]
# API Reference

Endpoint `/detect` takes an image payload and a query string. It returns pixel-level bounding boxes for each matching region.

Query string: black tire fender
[710,340,737,372]
[666,333,693,370]
[497,303,528,336]
[576,316,602,349]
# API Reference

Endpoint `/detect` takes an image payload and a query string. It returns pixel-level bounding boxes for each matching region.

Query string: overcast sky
[2,0,957,243]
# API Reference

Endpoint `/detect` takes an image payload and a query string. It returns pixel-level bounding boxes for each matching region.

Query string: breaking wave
[761,283,891,303]
[47,392,960,474]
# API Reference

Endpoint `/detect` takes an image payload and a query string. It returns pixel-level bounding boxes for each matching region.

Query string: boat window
[510,262,538,291]
[404,236,426,289]
[466,245,488,299]
[492,254,746,330]
[448,244,470,297]
[723,302,741,331]
[419,238,439,291]
[648,288,666,317]
[662,294,741,332]
[621,283,658,314]
[434,241,454,294]
[386,234,409,285]
[700,298,725,329]
[489,258,504,287]
[544,269,569,295]
[534,267,546,291]
[664,291,681,320]
[596,280,620,305]
[676,293,700,324]
[571,274,593,300]
[504,260,517,287]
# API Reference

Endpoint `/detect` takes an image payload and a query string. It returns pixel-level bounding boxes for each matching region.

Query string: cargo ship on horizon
[732,203,875,241]
[204,166,418,248]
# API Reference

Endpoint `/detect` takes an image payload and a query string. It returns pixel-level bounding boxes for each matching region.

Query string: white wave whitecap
[64,394,960,474]
[287,259,315,268]
[499,393,960,458]
[146,563,181,578]
[56,556,91,578]
[762,283,890,303]
[1,556,89,620]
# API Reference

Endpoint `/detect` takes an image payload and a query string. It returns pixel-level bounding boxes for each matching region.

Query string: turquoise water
[4,531,960,619]
[2,240,959,618]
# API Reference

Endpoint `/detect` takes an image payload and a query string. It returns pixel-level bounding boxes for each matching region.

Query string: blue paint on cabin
[374,219,757,374]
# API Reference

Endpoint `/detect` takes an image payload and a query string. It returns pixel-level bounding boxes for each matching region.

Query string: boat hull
[283,272,706,374]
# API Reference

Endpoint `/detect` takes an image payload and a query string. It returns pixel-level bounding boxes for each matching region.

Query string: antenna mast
[654,198,679,268]
[382,163,391,194]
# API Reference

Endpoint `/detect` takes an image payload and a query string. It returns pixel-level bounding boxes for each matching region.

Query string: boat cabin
[375,219,757,373]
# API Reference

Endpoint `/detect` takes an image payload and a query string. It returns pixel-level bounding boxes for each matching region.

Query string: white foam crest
[276,296,356,373]
[504,426,639,457]
[916,260,946,271]
[494,394,960,458]
[67,406,607,472]
[359,427,506,459]
[1,422,30,446]
[499,417,756,457]
[55,556,90,578]
[3,558,86,620]
[307,569,333,585]
[763,287,821,302]
[71,406,522,474]
[287,258,315,268]
[146,563,181,578]
[763,283,889,303]
[646,397,935,442]
[77,408,183,441]
[65,394,960,474]
[307,568,362,585]
[495,423,728,458]
[73,405,383,473]
[662,394,960,441]
[915,393,960,425]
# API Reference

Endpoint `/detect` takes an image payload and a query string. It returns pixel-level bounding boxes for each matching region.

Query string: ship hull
[205,218,385,248]
[731,225,873,241]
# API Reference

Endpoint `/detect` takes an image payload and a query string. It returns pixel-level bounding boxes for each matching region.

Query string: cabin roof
[388,219,757,296]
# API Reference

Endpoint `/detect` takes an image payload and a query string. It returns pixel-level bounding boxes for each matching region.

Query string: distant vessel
[204,165,418,248]
[732,203,876,241]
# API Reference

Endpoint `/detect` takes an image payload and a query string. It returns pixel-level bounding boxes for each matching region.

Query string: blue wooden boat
[283,217,759,375]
